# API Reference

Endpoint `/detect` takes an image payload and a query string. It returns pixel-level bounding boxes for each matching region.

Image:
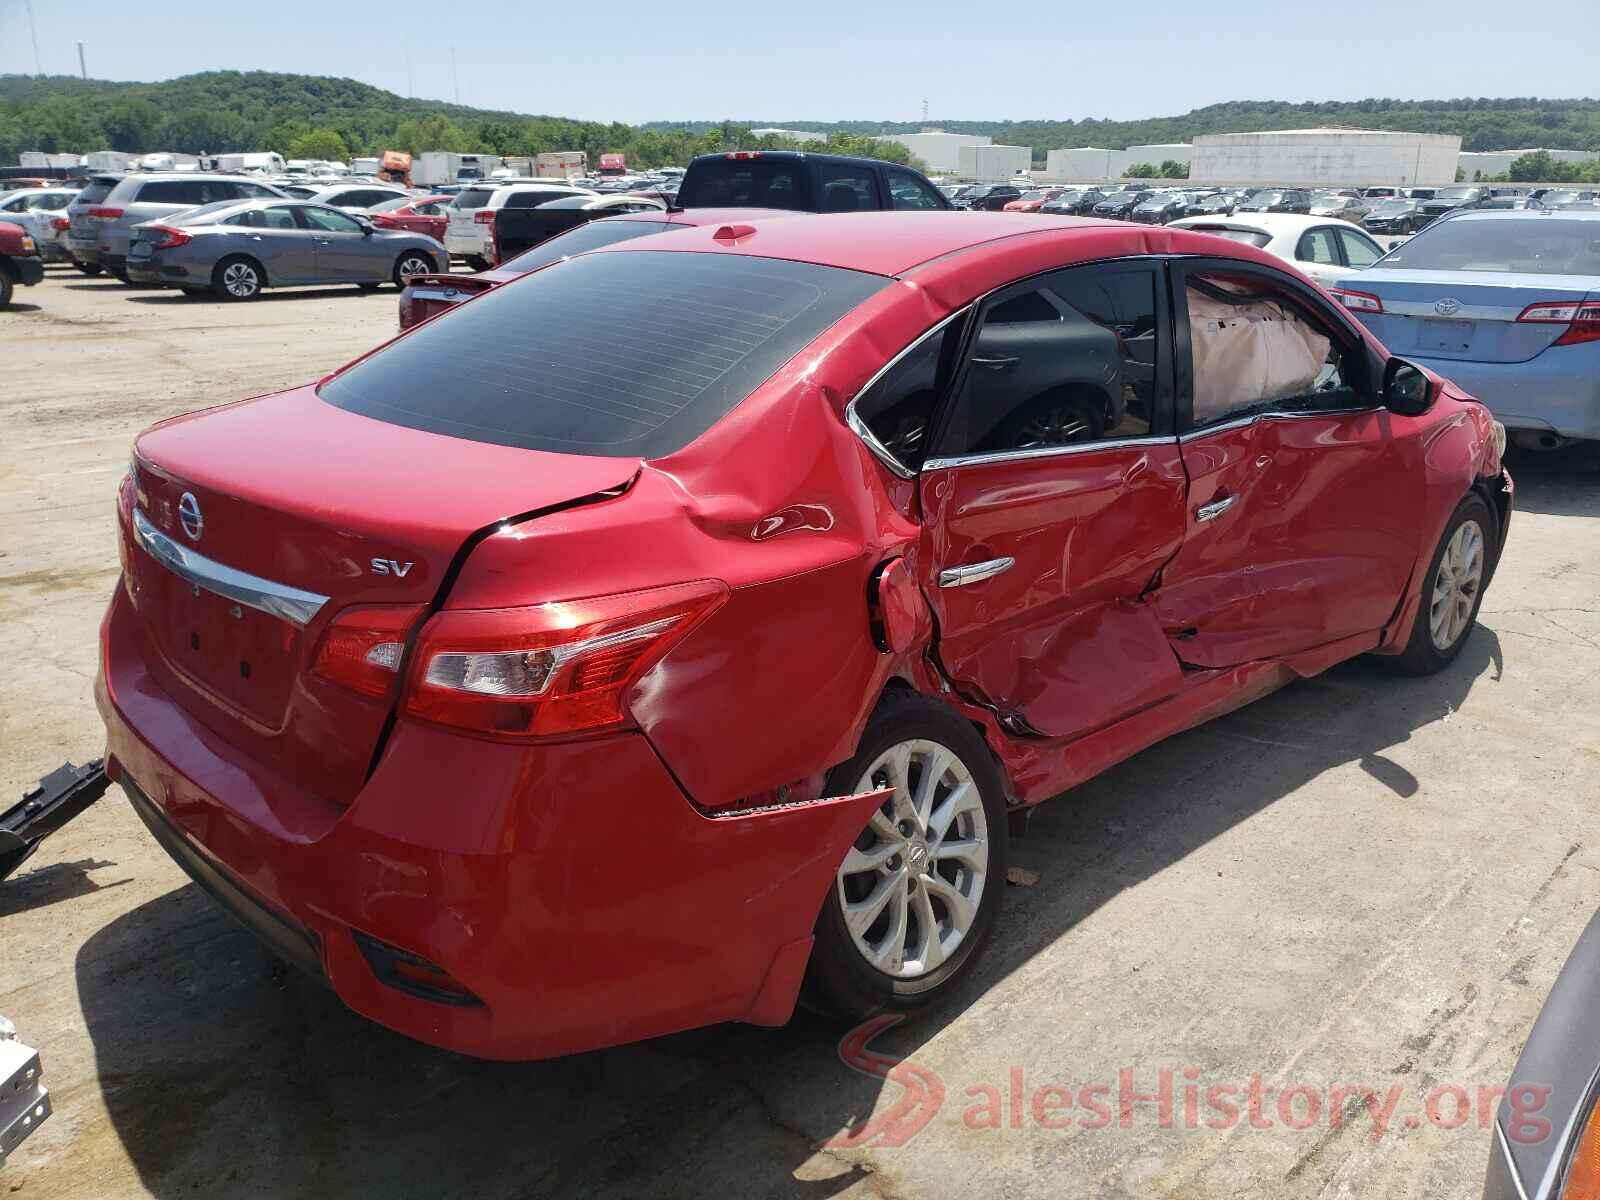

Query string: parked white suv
[444,182,595,268]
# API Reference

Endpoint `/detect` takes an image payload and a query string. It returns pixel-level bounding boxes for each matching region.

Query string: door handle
[971,356,1019,371]
[1195,495,1237,523]
[938,557,1016,588]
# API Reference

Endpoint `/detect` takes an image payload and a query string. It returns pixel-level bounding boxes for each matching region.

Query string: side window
[1336,227,1383,268]
[137,180,190,204]
[416,202,442,215]
[934,263,1163,458]
[886,168,944,211]
[818,164,879,213]
[1185,269,1364,429]
[298,206,363,234]
[1296,228,1340,265]
[235,181,278,199]
[224,210,260,227]
[257,205,299,230]
[853,317,965,470]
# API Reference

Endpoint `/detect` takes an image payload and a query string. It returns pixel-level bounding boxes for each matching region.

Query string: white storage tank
[1188,128,1460,186]
[958,143,1031,180]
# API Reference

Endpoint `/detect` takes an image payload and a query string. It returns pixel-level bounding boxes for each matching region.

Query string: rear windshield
[320,250,884,457]
[1186,226,1272,248]
[75,178,116,205]
[1382,218,1600,275]
[677,161,810,210]
[501,218,681,272]
[452,188,495,210]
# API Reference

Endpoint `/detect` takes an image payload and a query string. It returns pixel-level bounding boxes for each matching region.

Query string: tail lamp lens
[311,605,426,699]
[1331,287,1383,314]
[87,207,123,219]
[1516,300,1600,346]
[473,209,495,224]
[404,580,727,739]
[51,216,68,231]
[145,225,192,249]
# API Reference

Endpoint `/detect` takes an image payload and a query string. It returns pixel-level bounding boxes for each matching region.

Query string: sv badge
[371,558,415,577]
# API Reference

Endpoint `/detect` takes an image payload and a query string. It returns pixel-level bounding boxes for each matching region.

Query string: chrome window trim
[922,434,1174,473]
[1179,404,1383,442]
[131,507,329,629]
[843,308,969,481]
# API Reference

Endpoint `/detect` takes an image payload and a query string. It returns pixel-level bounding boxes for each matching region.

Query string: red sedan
[397,206,785,330]
[1002,187,1068,213]
[368,194,454,241]
[99,213,1510,1060]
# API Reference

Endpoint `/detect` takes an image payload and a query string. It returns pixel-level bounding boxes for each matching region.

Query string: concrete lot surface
[2,268,1597,1199]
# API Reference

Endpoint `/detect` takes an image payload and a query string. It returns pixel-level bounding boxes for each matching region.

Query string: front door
[297,204,377,281]
[915,260,1190,740]
[235,203,319,282]
[1154,259,1422,667]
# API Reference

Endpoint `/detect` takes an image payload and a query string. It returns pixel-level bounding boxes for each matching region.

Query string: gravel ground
[2,265,1597,1200]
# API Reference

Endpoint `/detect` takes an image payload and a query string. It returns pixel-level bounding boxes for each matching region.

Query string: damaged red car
[98,212,1512,1060]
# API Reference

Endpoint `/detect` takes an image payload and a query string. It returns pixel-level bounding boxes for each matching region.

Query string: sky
[1,0,1593,125]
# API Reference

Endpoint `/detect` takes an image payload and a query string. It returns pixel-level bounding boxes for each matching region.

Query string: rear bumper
[1398,350,1600,440]
[444,232,485,257]
[96,584,880,1059]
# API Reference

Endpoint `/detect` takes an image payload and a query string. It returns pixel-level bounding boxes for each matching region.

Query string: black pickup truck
[674,151,952,213]
[489,194,668,264]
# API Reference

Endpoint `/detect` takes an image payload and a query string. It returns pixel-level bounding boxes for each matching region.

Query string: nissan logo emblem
[178,492,204,541]
[1434,297,1461,317]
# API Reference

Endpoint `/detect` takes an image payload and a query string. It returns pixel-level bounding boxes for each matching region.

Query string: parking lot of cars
[3,153,1600,1199]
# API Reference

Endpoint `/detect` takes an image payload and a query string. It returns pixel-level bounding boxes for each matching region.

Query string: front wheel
[806,692,1009,1019]
[1397,494,1494,674]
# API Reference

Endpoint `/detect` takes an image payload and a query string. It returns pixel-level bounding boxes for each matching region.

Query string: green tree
[1158,159,1189,178]
[285,127,349,161]
[1124,162,1158,178]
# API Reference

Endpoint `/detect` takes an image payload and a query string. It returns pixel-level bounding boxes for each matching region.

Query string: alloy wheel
[1016,402,1092,448]
[397,255,429,280]
[836,739,990,979]
[1429,519,1485,650]
[223,262,259,298]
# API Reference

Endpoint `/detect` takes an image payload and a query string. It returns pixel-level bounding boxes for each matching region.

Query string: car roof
[1434,207,1600,223]
[1171,213,1340,235]
[589,210,1295,278]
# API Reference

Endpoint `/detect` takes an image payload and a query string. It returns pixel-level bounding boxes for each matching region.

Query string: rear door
[1154,258,1420,667]
[915,259,1190,740]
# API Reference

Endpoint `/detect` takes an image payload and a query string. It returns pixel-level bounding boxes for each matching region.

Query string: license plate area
[1421,318,1475,353]
[145,565,300,724]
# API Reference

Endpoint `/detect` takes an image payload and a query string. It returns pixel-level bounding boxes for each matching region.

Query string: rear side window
[75,179,116,205]
[677,162,807,210]
[320,251,885,457]
[453,188,495,210]
[137,180,206,204]
[503,190,580,209]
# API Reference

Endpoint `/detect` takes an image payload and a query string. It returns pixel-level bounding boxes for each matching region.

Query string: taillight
[312,605,426,699]
[726,151,761,160]
[87,207,123,219]
[144,225,192,249]
[473,209,495,224]
[1563,1096,1600,1199]
[1516,300,1600,346]
[1331,287,1383,314]
[403,580,728,739]
[51,216,68,231]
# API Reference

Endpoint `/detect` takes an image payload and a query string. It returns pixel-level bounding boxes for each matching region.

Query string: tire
[110,267,131,284]
[357,282,381,292]
[465,255,491,273]
[179,287,209,299]
[987,387,1107,452]
[0,269,13,309]
[1397,494,1495,674]
[212,256,263,301]
[805,691,1010,1020]
[74,261,103,277]
[392,252,434,288]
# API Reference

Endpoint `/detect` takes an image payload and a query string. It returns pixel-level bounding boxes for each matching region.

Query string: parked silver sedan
[125,199,444,300]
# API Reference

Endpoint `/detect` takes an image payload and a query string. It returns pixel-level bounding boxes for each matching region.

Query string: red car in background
[368,194,453,241]
[397,206,787,330]
[1002,187,1068,213]
[101,213,1510,1061]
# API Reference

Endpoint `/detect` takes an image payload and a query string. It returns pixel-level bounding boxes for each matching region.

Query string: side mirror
[1383,358,1435,416]
[355,216,374,235]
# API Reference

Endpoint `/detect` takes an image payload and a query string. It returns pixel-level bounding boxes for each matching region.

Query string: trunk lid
[399,271,501,328]
[1346,269,1595,364]
[125,384,638,805]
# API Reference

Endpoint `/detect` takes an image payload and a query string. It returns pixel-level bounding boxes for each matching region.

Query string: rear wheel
[0,268,13,308]
[212,256,263,301]
[1397,494,1494,674]
[466,255,491,273]
[989,388,1106,452]
[806,692,1009,1019]
[74,261,103,277]
[393,252,433,288]
[110,267,131,284]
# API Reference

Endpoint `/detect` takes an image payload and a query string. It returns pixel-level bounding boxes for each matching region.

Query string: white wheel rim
[1429,519,1485,651]
[224,263,257,296]
[837,739,989,979]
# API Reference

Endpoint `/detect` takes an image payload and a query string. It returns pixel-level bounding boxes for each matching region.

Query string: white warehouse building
[1458,147,1600,179]
[1045,143,1193,181]
[1189,128,1460,186]
[749,128,826,144]
[958,142,1031,180]
[873,128,991,174]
